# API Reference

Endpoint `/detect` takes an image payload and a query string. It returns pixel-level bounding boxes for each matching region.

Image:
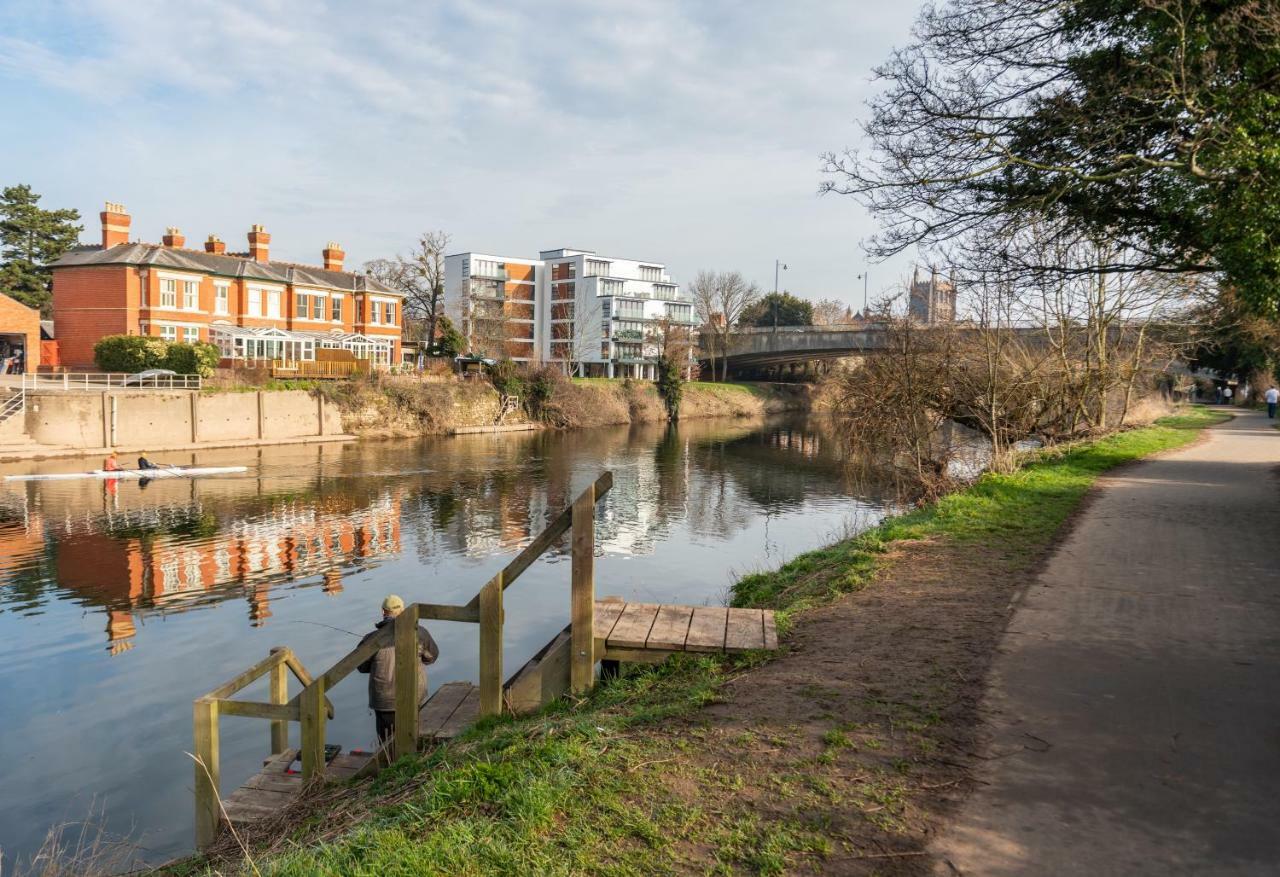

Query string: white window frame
[159,325,177,341]
[266,289,281,319]
[182,279,199,310]
[330,294,342,322]
[161,278,177,309]
[247,287,262,316]
[183,327,199,343]
[214,283,229,315]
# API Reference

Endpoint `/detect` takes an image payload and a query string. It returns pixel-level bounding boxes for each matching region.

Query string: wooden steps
[222,748,374,825]
[418,681,480,741]
[594,601,777,658]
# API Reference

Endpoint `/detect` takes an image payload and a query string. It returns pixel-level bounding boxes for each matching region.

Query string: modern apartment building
[50,203,404,369]
[443,247,696,377]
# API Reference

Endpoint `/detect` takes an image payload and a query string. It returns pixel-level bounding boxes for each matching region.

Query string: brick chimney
[205,234,226,254]
[162,226,185,248]
[322,241,345,272]
[101,202,131,248]
[248,224,270,262]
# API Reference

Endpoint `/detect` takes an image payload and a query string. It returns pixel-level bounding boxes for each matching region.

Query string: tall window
[586,259,610,277]
[267,289,281,318]
[639,265,662,282]
[183,327,199,343]
[214,284,229,315]
[370,302,381,324]
[311,296,323,320]
[161,278,177,308]
[296,292,308,316]
[248,287,262,315]
[183,280,199,310]
[331,294,342,321]
[383,301,395,324]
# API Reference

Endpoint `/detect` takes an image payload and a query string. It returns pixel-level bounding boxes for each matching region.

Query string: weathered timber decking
[419,681,480,741]
[594,601,777,658]
[222,748,374,825]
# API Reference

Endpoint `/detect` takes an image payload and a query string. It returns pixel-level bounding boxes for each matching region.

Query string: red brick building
[51,203,404,369]
[0,291,41,373]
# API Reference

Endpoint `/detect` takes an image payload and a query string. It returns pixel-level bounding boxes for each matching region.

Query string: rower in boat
[103,451,121,473]
[137,450,159,471]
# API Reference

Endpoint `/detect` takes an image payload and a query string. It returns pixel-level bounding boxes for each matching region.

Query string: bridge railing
[193,471,613,849]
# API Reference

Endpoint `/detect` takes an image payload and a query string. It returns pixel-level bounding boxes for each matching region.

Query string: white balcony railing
[23,372,203,392]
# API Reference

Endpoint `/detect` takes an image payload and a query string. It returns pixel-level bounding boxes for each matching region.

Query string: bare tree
[365,230,451,347]
[688,270,760,381]
[812,298,853,326]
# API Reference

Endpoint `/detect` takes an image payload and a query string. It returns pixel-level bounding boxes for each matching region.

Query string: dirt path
[931,410,1280,875]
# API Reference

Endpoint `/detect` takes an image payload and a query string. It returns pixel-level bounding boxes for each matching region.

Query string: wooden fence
[192,471,613,849]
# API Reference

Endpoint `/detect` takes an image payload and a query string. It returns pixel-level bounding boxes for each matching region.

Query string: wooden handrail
[194,471,615,851]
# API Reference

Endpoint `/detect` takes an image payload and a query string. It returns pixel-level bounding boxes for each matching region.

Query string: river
[0,415,893,868]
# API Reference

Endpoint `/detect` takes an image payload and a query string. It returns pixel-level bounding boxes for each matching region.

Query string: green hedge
[93,335,222,376]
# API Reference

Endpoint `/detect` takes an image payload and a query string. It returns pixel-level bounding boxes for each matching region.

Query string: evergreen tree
[739,291,814,328]
[0,184,82,315]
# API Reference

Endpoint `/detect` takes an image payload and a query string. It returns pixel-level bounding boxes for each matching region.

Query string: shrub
[433,315,465,359]
[164,342,221,376]
[488,358,527,400]
[94,335,168,372]
[656,355,683,421]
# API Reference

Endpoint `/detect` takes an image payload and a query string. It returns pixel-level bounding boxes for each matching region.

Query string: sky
[0,0,924,310]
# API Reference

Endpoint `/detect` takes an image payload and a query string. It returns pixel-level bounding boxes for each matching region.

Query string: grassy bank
[169,407,1227,877]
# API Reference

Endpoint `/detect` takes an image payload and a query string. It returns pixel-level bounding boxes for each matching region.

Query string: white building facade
[443,247,696,378]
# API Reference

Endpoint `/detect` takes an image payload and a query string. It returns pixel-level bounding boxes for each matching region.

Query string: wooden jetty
[192,471,779,849]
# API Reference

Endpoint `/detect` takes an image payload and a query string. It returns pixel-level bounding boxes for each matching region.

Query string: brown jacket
[356,619,439,711]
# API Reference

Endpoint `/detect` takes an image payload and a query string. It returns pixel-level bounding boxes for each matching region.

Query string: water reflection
[0,415,877,866]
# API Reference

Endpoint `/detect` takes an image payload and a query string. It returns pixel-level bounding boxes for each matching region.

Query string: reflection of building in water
[52,494,401,649]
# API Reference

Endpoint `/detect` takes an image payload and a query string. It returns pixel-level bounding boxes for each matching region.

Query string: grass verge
[165,407,1227,877]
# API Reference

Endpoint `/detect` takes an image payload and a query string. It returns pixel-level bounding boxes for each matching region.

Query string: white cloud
[0,0,922,304]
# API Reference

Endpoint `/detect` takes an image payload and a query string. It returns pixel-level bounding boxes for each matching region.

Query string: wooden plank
[570,483,596,693]
[193,698,220,850]
[393,606,420,760]
[684,606,728,652]
[504,626,571,715]
[203,649,288,700]
[762,610,778,650]
[724,608,766,652]
[646,605,694,651]
[299,678,326,781]
[269,648,288,755]
[262,748,297,769]
[593,600,625,642]
[242,773,302,793]
[217,700,297,721]
[419,681,472,737]
[478,578,503,717]
[436,685,479,740]
[607,603,660,649]
[225,786,295,808]
[417,602,480,623]
[600,647,674,664]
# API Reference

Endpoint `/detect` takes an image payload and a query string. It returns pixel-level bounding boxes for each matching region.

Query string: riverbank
[159,406,1228,876]
[318,376,811,436]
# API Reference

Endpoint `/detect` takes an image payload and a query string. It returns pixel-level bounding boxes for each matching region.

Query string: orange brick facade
[0,291,42,371]
[52,209,402,369]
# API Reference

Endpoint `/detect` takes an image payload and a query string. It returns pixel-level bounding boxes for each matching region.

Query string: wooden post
[393,605,420,760]
[101,392,110,448]
[300,677,326,781]
[256,390,265,439]
[571,483,596,693]
[478,576,503,717]
[316,393,326,436]
[269,647,288,755]
[193,698,220,850]
[191,393,200,444]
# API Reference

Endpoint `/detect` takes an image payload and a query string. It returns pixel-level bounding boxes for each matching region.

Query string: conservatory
[210,324,394,368]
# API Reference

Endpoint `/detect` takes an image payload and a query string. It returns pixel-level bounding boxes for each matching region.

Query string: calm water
[0,415,891,867]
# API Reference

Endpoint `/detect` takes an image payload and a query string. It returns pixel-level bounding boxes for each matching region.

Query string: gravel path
[932,410,1280,876]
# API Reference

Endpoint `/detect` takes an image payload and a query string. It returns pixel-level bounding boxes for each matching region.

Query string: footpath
[933,410,1280,875]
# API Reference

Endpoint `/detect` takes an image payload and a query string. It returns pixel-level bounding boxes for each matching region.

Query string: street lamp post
[856,271,869,316]
[774,260,788,330]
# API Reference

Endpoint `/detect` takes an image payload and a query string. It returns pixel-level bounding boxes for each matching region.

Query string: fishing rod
[290,620,364,637]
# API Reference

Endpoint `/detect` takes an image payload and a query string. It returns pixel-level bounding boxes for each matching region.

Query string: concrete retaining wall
[23,389,337,450]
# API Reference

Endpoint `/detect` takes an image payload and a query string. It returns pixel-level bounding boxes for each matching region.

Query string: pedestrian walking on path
[1266,385,1278,418]
[932,410,1280,876]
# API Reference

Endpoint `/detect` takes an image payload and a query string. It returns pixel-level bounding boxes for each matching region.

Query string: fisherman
[103,451,120,472]
[137,450,158,470]
[357,595,439,747]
